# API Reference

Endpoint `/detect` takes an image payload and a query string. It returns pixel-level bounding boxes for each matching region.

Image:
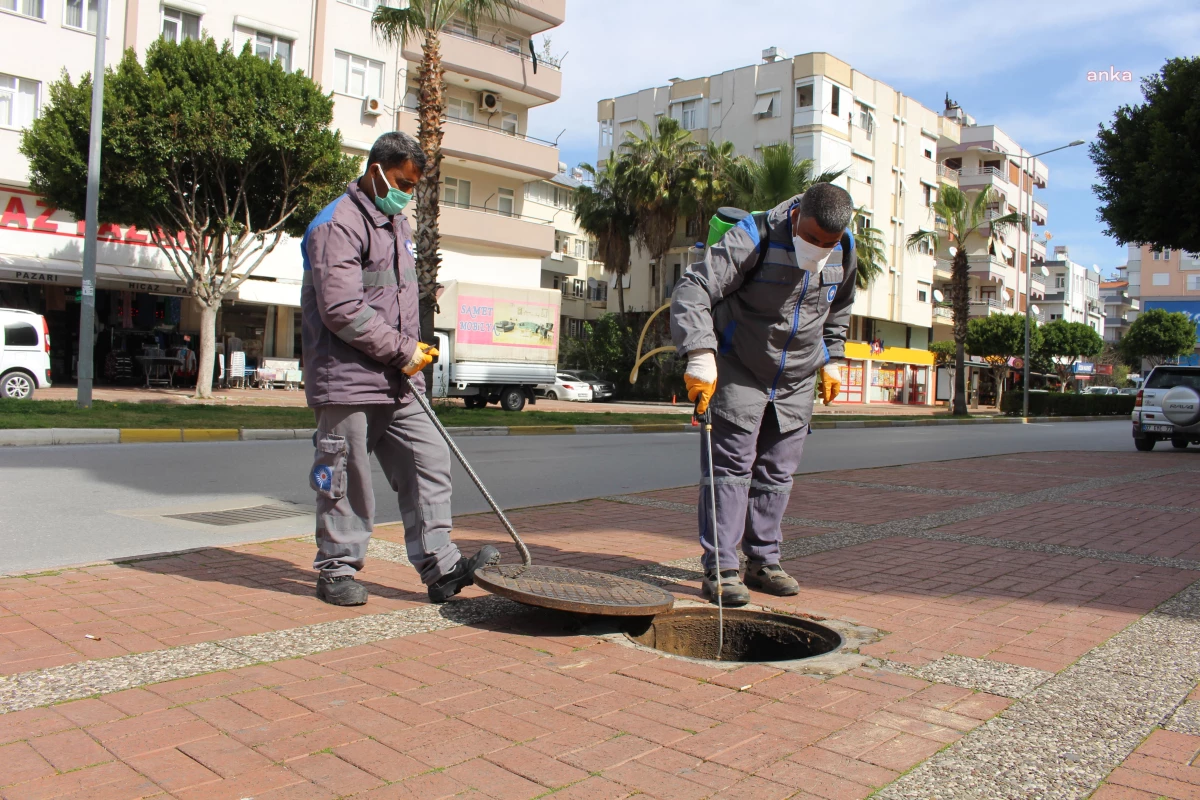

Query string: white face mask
[791,234,836,272]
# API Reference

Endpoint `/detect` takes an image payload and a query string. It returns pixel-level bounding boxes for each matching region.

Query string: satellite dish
[1031,304,1041,315]
[1092,264,1102,274]
[948,246,958,257]
[932,289,945,303]
[1039,266,1050,277]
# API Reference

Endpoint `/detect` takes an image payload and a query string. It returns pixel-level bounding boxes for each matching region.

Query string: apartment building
[1041,246,1103,333]
[595,50,971,404]
[931,100,1051,339]
[1100,275,1138,343]
[0,0,564,381]
[1123,243,1200,363]
[525,166,608,339]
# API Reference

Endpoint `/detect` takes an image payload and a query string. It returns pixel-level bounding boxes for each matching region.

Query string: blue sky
[527,0,1200,276]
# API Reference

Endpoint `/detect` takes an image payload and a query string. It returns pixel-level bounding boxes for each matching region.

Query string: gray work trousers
[310,401,460,585]
[698,403,807,571]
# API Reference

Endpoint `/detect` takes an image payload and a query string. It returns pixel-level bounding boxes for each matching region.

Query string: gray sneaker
[316,574,369,606]
[743,562,800,596]
[702,569,751,606]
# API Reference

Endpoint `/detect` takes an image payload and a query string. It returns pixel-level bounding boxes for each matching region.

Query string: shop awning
[0,254,191,296]
[845,342,935,366]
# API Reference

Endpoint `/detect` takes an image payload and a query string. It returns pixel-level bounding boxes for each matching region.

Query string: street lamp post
[984,140,1085,418]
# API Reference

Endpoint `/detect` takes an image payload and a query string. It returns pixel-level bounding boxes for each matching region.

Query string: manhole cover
[625,607,842,663]
[165,505,309,527]
[473,564,675,616]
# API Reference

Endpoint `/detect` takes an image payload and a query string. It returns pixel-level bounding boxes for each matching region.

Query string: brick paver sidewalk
[2,450,1199,799]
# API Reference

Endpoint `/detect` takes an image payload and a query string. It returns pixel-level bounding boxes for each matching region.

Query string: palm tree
[575,159,636,319]
[686,140,743,247]
[852,209,886,290]
[371,0,517,345]
[727,142,844,211]
[619,117,698,306]
[907,185,1023,416]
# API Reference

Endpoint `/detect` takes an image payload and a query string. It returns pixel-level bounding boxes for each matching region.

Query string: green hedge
[999,392,1136,417]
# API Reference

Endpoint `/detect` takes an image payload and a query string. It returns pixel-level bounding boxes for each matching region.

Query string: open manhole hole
[165,504,309,527]
[625,607,842,663]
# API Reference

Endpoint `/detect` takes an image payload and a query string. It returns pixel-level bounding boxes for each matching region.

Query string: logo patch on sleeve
[827,286,838,302]
[405,240,417,258]
[312,465,333,492]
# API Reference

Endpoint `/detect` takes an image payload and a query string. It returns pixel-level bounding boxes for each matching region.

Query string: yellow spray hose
[628,302,674,384]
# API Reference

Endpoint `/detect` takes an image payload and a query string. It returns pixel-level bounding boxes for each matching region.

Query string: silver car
[1132,366,1200,451]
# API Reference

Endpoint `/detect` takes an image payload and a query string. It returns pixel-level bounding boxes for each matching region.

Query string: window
[1050,314,1062,321]
[3,323,38,347]
[63,0,98,31]
[1163,247,1173,260]
[588,282,607,302]
[161,7,200,43]
[257,33,292,71]
[1055,276,1066,289]
[856,104,875,140]
[922,184,933,208]
[1152,250,1161,260]
[680,100,699,131]
[497,187,514,217]
[572,278,585,299]
[447,16,475,37]
[504,35,522,54]
[796,83,813,108]
[752,92,779,118]
[333,51,383,98]
[1152,272,1170,286]
[1,0,43,19]
[0,75,39,129]
[501,111,518,135]
[918,290,928,303]
[599,119,613,148]
[573,239,586,259]
[446,96,475,121]
[923,147,933,160]
[830,85,841,117]
[443,177,471,209]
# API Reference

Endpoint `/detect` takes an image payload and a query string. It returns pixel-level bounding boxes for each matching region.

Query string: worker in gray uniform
[670,183,856,605]
[300,131,499,607]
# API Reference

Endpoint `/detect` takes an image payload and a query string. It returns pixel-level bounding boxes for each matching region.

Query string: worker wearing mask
[300,131,499,607]
[670,183,857,605]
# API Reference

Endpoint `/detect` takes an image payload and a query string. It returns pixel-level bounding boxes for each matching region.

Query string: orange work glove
[684,350,717,414]
[819,362,843,405]
[402,342,439,377]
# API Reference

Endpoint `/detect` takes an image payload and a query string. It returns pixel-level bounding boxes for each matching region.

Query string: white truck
[431,281,560,412]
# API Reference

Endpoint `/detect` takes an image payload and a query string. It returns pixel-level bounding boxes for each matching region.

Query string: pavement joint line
[1058,497,1200,515]
[882,655,1054,699]
[912,530,1200,571]
[797,477,1010,498]
[1165,700,1200,736]
[875,576,1200,799]
[1,465,1189,717]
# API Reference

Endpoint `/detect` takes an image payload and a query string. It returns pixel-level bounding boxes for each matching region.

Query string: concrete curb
[0,414,1123,447]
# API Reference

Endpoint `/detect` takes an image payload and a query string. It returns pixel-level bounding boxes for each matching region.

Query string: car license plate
[1144,424,1174,433]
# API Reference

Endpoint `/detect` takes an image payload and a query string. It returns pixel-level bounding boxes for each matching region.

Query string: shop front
[832,342,935,406]
[0,186,301,388]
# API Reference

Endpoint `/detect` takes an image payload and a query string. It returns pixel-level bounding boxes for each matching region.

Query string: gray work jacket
[670,193,857,433]
[300,181,423,407]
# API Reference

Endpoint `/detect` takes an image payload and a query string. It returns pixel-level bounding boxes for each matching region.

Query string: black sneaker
[316,574,369,606]
[428,545,501,604]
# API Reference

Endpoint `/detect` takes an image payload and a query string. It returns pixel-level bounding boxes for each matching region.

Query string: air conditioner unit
[363,95,384,117]
[479,91,502,115]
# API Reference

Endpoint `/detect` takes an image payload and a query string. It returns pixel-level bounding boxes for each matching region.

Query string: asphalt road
[0,420,1135,574]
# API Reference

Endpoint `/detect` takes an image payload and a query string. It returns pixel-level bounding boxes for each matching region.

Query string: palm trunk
[951,251,970,416]
[195,301,218,399]
[617,276,626,319]
[414,33,446,395]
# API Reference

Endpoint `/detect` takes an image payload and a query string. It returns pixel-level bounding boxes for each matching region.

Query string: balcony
[402,28,562,106]
[438,202,554,256]
[967,255,1012,285]
[934,259,953,281]
[512,0,566,33]
[968,298,1006,317]
[957,166,1008,190]
[1030,274,1046,299]
[933,304,953,324]
[1032,199,1048,225]
[936,164,958,185]
[397,109,558,179]
[542,251,583,276]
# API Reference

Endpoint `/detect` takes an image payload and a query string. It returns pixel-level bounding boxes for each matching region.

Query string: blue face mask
[371,164,413,215]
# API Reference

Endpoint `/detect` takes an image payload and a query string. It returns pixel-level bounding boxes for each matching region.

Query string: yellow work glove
[684,350,717,414]
[402,342,439,377]
[819,361,843,405]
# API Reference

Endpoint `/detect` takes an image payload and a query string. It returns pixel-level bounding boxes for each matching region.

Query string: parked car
[0,308,52,399]
[537,373,594,402]
[1086,386,1118,396]
[1131,365,1200,451]
[1118,387,1139,396]
[560,370,615,402]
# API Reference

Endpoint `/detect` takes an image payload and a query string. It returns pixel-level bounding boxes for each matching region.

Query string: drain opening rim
[624,606,844,664]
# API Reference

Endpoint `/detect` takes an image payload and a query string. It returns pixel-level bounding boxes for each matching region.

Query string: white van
[0,308,52,399]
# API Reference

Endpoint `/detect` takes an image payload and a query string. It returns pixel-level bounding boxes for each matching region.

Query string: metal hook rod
[409,388,533,567]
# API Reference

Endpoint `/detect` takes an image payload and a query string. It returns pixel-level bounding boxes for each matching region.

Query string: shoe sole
[743,580,800,597]
[701,584,750,607]
[316,590,368,607]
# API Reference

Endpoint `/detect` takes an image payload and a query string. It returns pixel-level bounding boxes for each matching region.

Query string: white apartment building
[1042,246,1103,333]
[931,100,1051,337]
[1100,275,1138,343]
[524,166,608,339]
[0,0,564,381]
[595,50,961,405]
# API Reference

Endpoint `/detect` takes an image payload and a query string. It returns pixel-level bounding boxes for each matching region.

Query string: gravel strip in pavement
[884,655,1054,699]
[1165,701,1200,736]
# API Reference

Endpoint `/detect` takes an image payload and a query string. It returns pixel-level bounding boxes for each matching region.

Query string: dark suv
[561,370,615,402]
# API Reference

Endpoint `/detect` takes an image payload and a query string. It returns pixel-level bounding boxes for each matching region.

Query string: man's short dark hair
[799,182,854,234]
[367,131,427,173]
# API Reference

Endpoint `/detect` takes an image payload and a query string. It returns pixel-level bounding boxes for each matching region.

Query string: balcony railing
[400,103,558,147]
[973,166,1006,179]
[933,304,953,321]
[440,28,562,71]
[439,200,552,225]
[968,298,1005,316]
[936,164,959,182]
